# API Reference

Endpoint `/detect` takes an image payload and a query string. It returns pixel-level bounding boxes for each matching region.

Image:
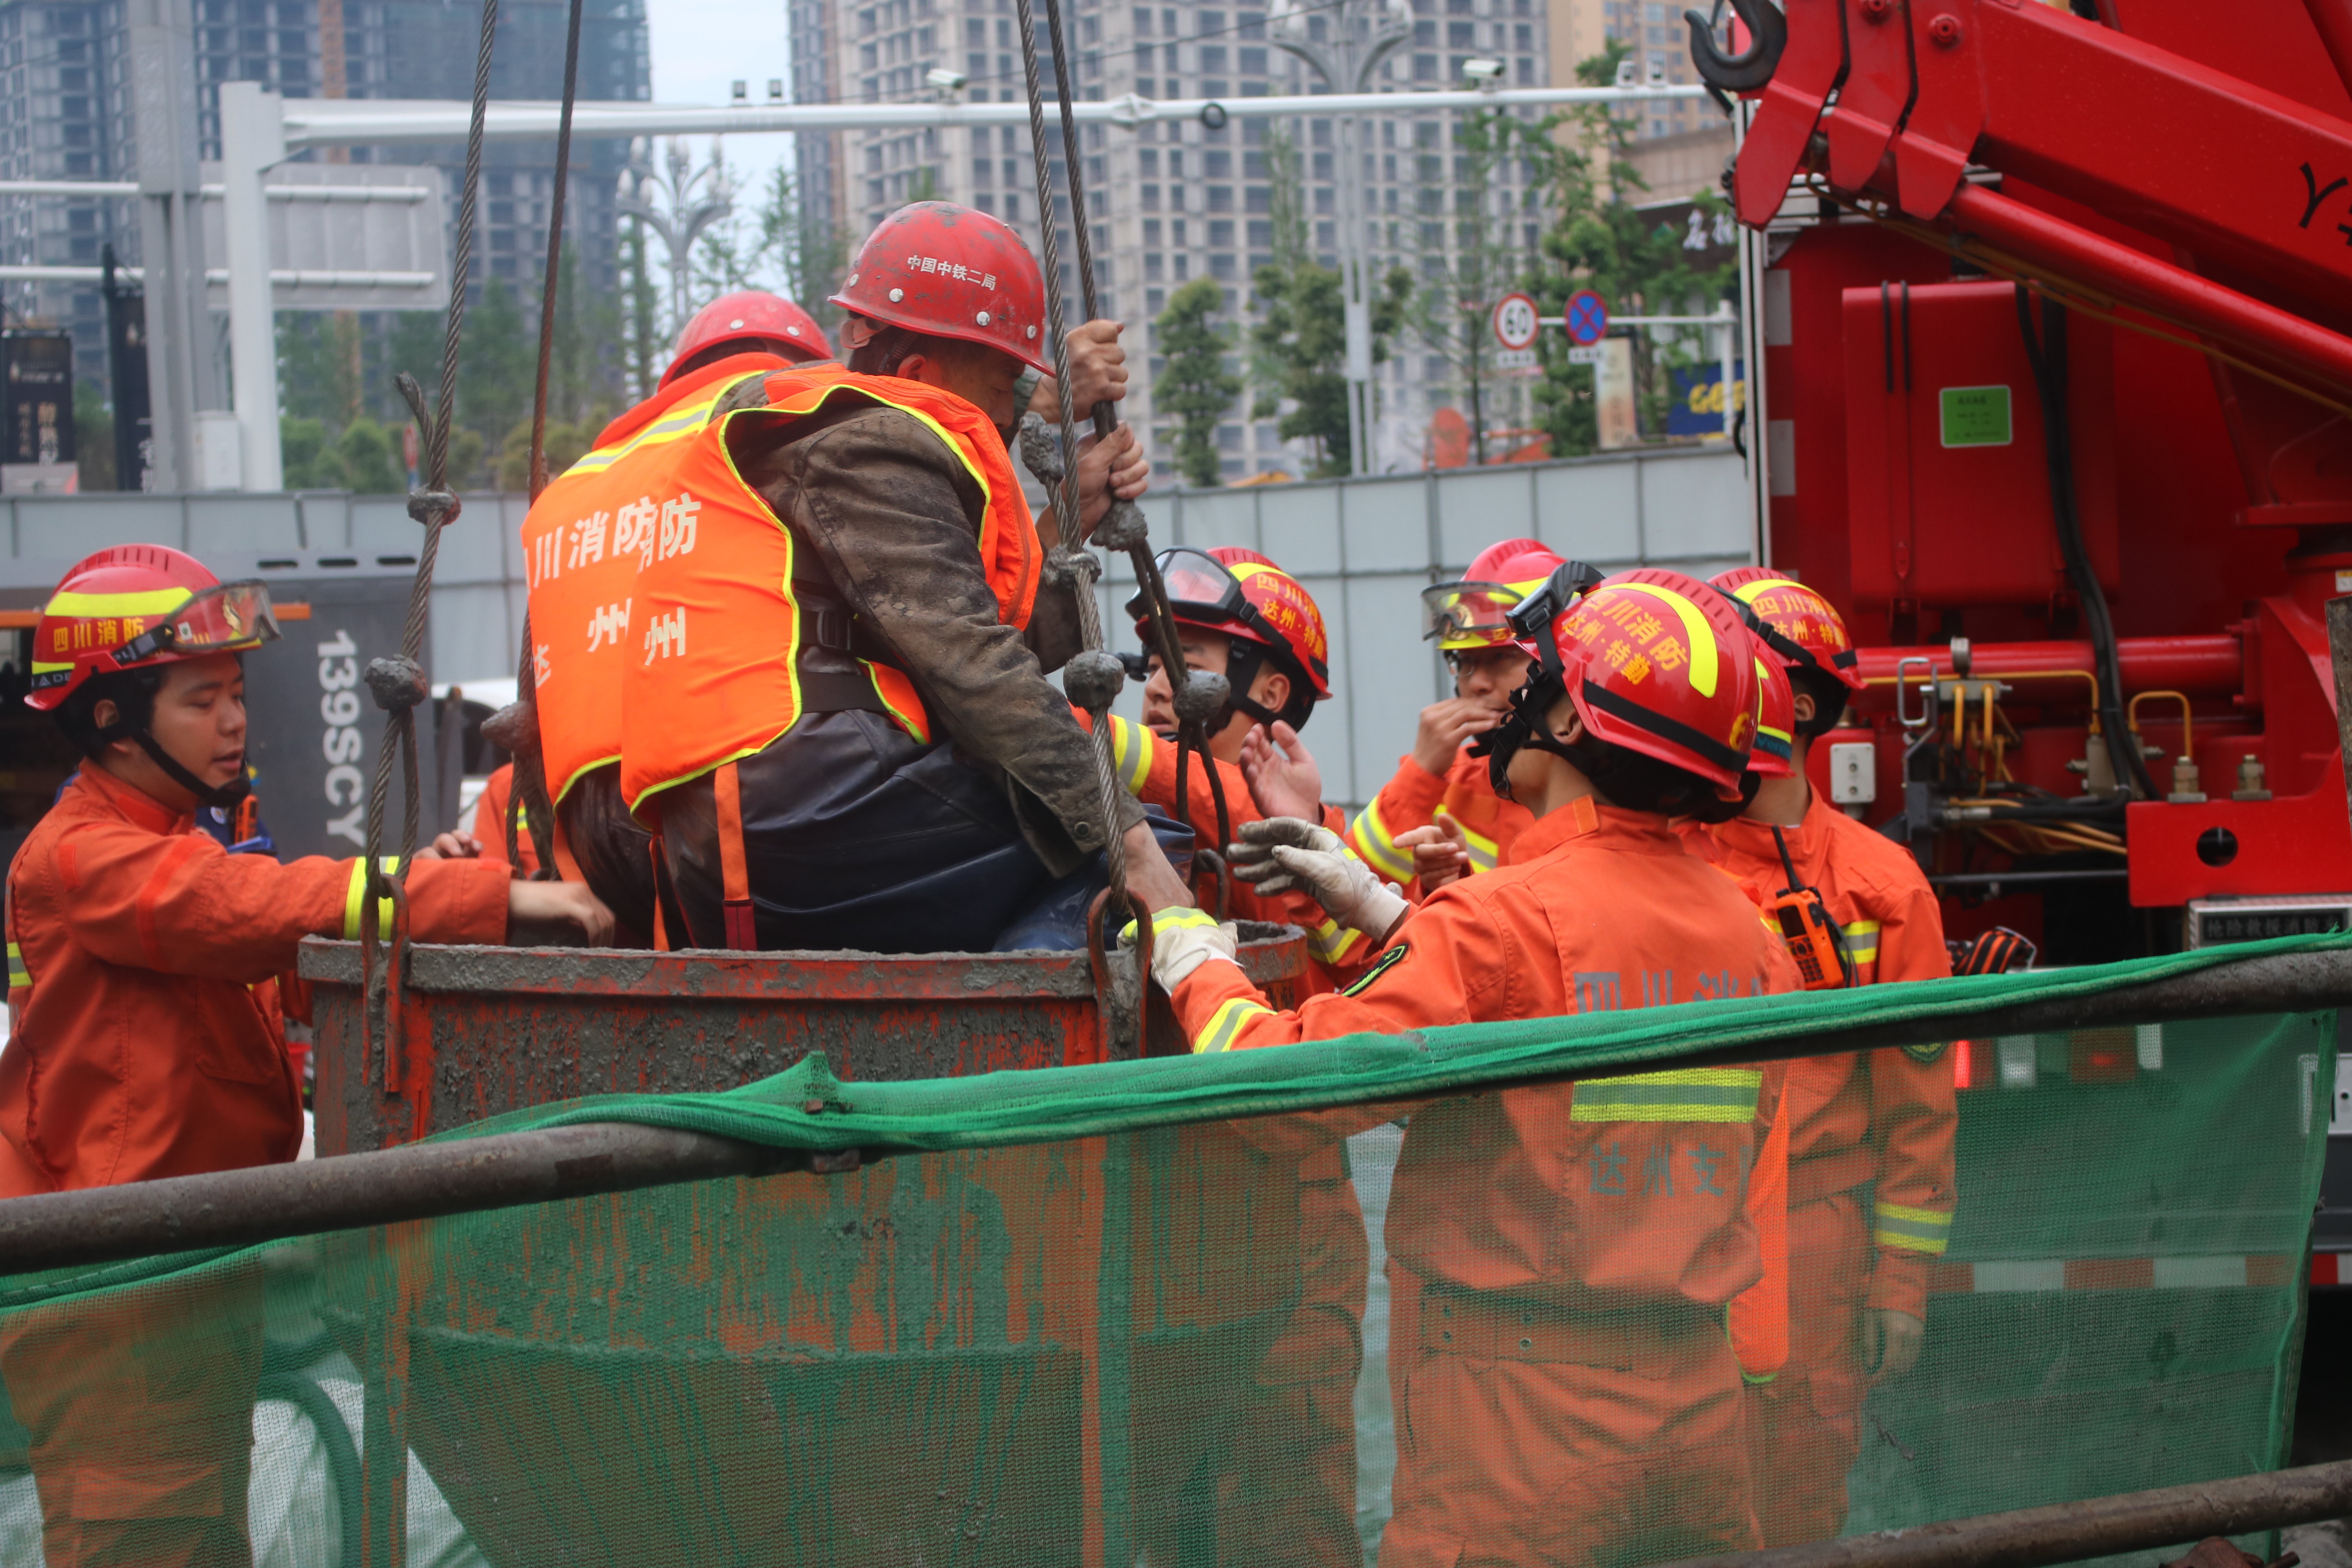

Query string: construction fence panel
[0,936,2331,1568]
[0,447,1748,811]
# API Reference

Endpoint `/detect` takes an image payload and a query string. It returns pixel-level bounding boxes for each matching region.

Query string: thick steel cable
[360,0,499,1054]
[1030,0,1233,860]
[1012,0,1133,909]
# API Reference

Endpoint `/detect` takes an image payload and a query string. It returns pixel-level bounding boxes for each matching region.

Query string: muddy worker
[603,203,1155,951]
[1684,567,1958,1548]
[0,544,610,1568]
[522,274,1140,945]
[1132,566,1801,1567]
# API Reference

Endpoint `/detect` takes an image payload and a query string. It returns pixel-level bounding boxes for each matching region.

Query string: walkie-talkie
[1766,826,1854,991]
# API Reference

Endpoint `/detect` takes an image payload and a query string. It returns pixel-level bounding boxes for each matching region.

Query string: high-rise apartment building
[790,0,1553,479]
[0,0,650,394]
[1545,0,1706,141]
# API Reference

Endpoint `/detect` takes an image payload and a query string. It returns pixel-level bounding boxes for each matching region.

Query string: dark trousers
[657,711,1065,954]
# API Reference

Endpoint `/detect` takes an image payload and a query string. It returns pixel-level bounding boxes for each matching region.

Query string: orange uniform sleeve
[50,821,510,985]
[1861,878,1958,1318]
[1169,883,1518,1053]
[1345,756,1448,888]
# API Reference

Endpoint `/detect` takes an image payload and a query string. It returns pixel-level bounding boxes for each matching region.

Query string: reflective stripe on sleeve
[341,857,403,941]
[1569,1067,1764,1123]
[1306,916,1367,967]
[1109,715,1156,799]
[1435,807,1499,873]
[1842,918,1881,964]
[5,940,25,990]
[1875,1200,1953,1256]
[1192,995,1275,1054]
[1349,797,1415,882]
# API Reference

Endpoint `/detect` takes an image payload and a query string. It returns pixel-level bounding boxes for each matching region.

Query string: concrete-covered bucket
[299,922,1311,1151]
[297,924,1319,1565]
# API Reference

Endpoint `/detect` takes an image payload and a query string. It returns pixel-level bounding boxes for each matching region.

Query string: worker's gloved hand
[1125,905,1242,992]
[1859,1308,1926,1383]
[1031,319,1130,422]
[1229,818,1409,944]
[508,880,617,948]
[1239,721,1324,822]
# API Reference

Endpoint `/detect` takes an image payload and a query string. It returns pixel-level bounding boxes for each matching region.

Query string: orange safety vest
[617,365,1041,939]
[521,353,791,806]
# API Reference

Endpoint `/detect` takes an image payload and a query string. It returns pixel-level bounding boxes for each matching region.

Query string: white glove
[1228,817,1410,944]
[1125,906,1243,992]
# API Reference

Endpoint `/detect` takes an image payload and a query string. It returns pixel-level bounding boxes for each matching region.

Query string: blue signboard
[1666,360,1746,437]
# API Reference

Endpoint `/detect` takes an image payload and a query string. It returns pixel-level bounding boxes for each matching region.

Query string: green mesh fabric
[0,931,2339,1567]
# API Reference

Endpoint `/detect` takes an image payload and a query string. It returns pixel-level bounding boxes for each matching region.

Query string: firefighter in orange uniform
[0,545,610,1568]
[1088,545,1369,1568]
[1682,568,1958,1546]
[1129,566,1801,1568]
[1343,537,1562,892]
[603,203,1154,951]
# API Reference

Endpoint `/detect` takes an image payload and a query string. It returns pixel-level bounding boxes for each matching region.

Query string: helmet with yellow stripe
[1481,565,1761,817]
[1749,653,1796,779]
[1422,537,1565,653]
[1127,546,1330,731]
[26,545,278,712]
[1709,567,1866,695]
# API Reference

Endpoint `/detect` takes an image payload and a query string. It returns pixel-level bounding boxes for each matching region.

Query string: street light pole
[1268,0,1410,476]
[616,136,735,332]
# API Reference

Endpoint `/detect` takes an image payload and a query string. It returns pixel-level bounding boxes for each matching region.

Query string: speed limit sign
[1492,292,1539,353]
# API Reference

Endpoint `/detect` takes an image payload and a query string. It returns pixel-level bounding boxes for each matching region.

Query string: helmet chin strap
[100,720,251,811]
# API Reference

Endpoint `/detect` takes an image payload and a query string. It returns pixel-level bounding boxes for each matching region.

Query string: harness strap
[713,761,755,950]
[649,833,671,953]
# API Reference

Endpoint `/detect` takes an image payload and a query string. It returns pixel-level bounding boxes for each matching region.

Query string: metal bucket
[300,922,1310,1154]
[298,924,1317,1567]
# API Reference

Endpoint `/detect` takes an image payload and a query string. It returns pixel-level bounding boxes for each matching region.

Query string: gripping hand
[1229,818,1409,944]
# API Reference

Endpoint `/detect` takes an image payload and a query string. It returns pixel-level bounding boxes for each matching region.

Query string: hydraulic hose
[2014,287,2153,800]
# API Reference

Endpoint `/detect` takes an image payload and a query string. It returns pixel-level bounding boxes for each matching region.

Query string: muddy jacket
[1,764,508,1194]
[715,377,1142,876]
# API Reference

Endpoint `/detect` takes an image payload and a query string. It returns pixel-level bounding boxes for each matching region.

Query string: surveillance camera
[731,79,748,102]
[768,78,785,102]
[1614,56,1637,88]
[1645,55,1666,84]
[926,66,969,91]
[1462,56,1505,82]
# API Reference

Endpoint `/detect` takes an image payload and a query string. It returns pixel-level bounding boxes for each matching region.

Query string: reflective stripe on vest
[1569,1067,1764,1123]
[1875,1200,1952,1256]
[619,367,1036,815]
[523,361,760,805]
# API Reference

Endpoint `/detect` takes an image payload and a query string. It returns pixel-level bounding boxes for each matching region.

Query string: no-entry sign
[1565,289,1609,345]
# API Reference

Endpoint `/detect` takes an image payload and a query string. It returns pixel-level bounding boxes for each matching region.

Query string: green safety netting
[0,931,2341,1568]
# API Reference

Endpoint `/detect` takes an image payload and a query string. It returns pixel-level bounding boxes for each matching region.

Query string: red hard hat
[1131,546,1333,701]
[661,292,832,388]
[1425,536,1567,650]
[829,202,1052,375]
[25,544,280,711]
[1710,566,1866,693]
[1523,566,1760,791]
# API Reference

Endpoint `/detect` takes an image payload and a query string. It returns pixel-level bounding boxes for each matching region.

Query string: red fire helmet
[1131,546,1333,701]
[25,544,280,711]
[1749,650,1796,778]
[1710,566,1867,693]
[829,202,1053,375]
[660,292,833,388]
[1423,536,1567,651]
[1521,566,1761,791]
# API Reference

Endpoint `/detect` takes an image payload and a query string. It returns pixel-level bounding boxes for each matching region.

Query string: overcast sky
[643,0,796,216]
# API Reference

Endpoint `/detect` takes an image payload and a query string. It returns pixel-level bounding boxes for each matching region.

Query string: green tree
[281,416,332,488]
[1247,127,1410,477]
[1523,41,1738,457]
[333,417,403,494]
[1153,278,1243,488]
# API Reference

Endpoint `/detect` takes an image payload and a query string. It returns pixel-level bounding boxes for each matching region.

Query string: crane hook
[1683,0,1787,93]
